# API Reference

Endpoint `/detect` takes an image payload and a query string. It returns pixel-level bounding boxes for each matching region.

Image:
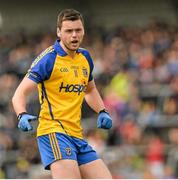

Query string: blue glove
[17,112,37,131]
[97,109,112,129]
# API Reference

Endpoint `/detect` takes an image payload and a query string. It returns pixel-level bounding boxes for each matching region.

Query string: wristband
[17,112,28,120]
[99,109,109,114]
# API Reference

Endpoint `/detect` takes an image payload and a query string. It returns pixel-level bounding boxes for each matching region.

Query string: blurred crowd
[1,20,178,178]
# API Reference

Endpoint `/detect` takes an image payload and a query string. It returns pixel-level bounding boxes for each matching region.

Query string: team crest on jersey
[82,68,88,77]
[65,147,72,156]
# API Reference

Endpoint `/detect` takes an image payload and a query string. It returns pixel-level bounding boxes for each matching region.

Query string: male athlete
[12,9,112,179]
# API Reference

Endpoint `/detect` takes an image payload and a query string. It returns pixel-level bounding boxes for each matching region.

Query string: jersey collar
[54,39,81,56]
[54,39,68,56]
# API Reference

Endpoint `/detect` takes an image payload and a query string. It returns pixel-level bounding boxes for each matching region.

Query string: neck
[60,41,76,58]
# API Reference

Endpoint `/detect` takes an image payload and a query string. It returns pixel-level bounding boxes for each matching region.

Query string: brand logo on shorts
[66,147,71,156]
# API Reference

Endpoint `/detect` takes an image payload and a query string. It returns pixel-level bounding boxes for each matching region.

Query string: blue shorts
[37,132,99,170]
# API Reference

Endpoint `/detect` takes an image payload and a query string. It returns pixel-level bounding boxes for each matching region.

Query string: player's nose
[72,30,77,37]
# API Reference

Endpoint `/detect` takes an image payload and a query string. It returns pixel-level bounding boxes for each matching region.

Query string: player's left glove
[97,109,112,129]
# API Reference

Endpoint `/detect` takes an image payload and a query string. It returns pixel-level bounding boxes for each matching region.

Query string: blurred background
[1,0,178,178]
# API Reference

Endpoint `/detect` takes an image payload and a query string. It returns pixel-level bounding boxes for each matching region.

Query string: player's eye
[66,29,73,33]
[75,29,82,33]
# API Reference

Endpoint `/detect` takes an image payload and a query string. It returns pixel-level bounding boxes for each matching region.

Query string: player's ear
[83,29,85,36]
[57,27,61,38]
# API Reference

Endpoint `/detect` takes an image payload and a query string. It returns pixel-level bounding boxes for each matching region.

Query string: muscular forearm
[85,79,112,131]
[85,91,105,113]
[12,77,37,116]
[12,90,27,115]
[85,86,105,113]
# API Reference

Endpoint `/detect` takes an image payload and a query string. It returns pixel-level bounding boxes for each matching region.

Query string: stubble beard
[64,41,80,52]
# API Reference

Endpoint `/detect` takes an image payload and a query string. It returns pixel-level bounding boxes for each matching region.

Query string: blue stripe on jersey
[28,49,57,83]
[40,83,44,106]
[77,48,94,81]
[42,82,54,120]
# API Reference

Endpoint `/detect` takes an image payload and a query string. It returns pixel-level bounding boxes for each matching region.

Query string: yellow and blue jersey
[26,40,94,139]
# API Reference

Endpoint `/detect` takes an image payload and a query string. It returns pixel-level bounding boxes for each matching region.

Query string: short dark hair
[57,9,84,29]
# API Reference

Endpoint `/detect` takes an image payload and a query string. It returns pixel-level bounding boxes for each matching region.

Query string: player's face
[57,19,84,51]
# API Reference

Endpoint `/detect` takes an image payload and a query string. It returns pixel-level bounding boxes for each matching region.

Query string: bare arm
[12,77,38,116]
[84,80,105,113]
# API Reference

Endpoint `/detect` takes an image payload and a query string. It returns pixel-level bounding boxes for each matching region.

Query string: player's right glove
[17,112,37,131]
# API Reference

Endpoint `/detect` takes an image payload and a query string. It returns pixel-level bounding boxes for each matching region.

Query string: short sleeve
[26,48,57,83]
